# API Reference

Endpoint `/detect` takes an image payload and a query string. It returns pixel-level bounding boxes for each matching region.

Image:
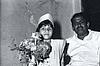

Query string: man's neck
[77,31,89,40]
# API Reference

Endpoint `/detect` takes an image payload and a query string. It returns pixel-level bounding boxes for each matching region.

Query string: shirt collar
[74,29,92,41]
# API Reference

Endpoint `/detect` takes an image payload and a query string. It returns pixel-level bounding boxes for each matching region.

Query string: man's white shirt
[66,30,100,66]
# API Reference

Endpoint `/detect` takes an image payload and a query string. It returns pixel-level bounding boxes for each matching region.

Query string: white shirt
[66,30,100,66]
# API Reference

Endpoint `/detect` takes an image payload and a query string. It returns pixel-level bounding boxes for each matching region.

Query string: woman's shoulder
[51,39,65,46]
[51,39,65,42]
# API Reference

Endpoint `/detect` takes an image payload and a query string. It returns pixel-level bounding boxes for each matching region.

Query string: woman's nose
[44,29,49,33]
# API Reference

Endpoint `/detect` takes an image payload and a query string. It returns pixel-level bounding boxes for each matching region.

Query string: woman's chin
[43,37,50,40]
[44,38,50,40]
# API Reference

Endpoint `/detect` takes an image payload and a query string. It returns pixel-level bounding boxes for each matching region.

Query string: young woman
[29,13,65,66]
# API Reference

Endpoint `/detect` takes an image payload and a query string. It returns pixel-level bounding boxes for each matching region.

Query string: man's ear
[72,25,75,31]
[87,22,90,28]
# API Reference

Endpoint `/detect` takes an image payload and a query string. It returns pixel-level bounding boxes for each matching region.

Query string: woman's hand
[31,32,42,40]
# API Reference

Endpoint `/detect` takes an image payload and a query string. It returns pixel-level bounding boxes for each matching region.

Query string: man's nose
[77,23,82,27]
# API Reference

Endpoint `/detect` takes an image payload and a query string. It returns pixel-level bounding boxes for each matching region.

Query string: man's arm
[60,40,71,66]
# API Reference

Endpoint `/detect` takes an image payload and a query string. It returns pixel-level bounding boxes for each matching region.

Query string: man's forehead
[73,16,85,22]
[74,16,84,20]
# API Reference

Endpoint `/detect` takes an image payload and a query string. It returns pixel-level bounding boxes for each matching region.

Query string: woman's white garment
[29,39,65,66]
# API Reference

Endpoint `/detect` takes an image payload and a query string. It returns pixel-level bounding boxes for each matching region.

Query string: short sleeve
[98,35,100,64]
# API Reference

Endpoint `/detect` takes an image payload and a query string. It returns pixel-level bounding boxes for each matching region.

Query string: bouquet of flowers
[10,34,52,64]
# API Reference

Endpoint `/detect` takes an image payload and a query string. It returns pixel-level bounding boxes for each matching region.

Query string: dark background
[82,0,100,31]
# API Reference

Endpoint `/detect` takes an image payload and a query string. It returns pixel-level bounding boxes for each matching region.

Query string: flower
[10,38,52,63]
[32,41,52,61]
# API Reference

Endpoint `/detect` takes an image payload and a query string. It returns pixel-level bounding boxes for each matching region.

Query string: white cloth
[38,13,54,27]
[29,39,65,66]
[66,30,100,66]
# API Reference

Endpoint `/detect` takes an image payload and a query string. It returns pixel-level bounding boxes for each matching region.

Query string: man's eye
[41,28,45,30]
[47,28,52,31]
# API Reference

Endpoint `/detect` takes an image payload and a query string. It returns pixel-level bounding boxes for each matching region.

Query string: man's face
[72,16,89,36]
[39,25,53,40]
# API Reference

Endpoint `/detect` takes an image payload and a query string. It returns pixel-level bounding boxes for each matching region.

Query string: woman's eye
[40,28,52,31]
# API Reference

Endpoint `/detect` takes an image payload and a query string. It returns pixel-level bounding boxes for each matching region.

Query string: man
[66,12,100,66]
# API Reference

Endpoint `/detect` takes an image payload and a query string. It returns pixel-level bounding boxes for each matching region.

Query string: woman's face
[39,25,53,40]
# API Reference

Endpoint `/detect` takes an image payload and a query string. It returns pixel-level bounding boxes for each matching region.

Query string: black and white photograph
[1,0,100,66]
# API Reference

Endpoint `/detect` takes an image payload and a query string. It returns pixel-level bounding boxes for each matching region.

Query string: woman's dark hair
[36,20,54,32]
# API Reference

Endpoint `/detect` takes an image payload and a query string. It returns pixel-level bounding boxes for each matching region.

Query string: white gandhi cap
[38,13,54,27]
